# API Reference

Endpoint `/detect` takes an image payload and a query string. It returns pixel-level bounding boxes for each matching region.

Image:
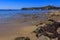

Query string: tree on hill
[21,5,60,10]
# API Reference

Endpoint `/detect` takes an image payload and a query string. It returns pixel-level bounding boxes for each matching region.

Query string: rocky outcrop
[33,19,60,40]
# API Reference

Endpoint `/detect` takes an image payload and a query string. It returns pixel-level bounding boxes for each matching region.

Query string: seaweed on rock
[33,19,60,40]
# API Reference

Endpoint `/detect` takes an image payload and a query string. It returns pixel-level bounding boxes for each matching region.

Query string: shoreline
[0,10,60,40]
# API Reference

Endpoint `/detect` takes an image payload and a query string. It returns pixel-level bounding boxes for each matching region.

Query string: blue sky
[0,0,60,9]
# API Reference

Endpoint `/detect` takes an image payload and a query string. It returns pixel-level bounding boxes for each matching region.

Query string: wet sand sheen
[0,17,38,40]
[0,11,50,40]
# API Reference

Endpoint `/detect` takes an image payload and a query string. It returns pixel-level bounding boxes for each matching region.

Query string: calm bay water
[0,10,50,24]
[0,10,50,27]
[0,10,50,18]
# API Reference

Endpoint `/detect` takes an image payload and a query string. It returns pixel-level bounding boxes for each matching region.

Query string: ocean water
[0,10,50,24]
[0,10,50,18]
[0,10,20,18]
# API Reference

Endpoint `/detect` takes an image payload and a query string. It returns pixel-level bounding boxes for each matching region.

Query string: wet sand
[0,14,39,40]
[0,11,60,40]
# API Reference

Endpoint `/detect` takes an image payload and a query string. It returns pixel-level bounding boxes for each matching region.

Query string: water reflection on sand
[0,10,49,40]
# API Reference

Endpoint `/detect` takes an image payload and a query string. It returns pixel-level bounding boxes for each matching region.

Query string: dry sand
[0,25,36,40]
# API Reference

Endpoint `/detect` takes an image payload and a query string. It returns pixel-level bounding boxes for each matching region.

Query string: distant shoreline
[21,5,60,10]
[0,9,20,11]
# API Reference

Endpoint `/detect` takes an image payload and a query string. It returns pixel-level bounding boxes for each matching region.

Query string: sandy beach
[0,18,38,40]
[0,14,38,40]
[0,11,60,40]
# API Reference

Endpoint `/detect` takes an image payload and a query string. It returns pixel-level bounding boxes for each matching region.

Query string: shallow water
[0,10,50,18]
[0,10,49,30]
[0,10,50,40]
[0,10,50,24]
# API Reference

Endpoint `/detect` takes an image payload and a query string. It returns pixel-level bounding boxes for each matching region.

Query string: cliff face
[21,5,60,10]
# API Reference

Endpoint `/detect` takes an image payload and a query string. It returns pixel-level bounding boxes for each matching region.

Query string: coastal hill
[21,5,60,10]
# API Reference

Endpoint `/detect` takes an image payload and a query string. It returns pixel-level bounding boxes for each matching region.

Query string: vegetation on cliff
[21,5,60,10]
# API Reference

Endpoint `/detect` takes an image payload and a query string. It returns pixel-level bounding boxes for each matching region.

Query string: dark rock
[15,37,30,40]
[33,19,60,39]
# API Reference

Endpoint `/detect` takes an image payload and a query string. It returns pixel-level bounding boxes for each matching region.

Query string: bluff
[21,5,60,10]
